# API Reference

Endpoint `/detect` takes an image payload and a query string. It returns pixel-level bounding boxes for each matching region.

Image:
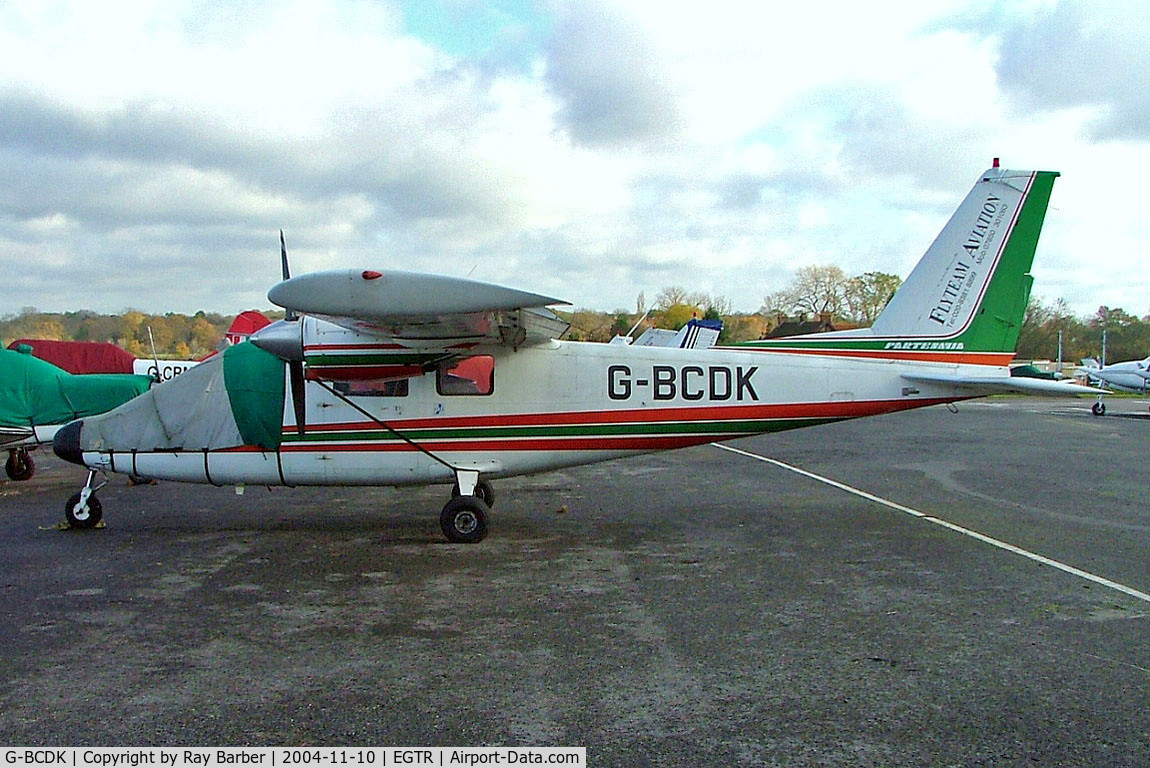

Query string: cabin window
[332,378,409,397]
[437,355,494,396]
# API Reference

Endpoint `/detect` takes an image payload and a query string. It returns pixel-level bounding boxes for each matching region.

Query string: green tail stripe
[952,171,1057,353]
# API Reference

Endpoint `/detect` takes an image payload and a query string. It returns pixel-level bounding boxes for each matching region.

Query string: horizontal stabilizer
[903,372,1104,396]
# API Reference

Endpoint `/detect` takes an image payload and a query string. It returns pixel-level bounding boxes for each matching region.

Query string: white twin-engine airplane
[1077,356,1150,414]
[53,165,1098,542]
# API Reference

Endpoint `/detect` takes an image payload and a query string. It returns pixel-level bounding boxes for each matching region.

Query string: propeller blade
[289,360,307,435]
[280,230,297,322]
[280,230,291,281]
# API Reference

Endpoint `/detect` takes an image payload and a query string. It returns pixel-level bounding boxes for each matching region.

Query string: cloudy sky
[1,0,1147,318]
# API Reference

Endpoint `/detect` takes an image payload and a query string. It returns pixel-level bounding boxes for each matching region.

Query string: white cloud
[991,0,1150,141]
[0,0,1147,321]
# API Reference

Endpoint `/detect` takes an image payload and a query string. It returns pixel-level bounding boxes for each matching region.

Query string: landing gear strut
[64,470,107,529]
[451,478,496,508]
[441,469,492,543]
[315,380,497,544]
[5,448,35,481]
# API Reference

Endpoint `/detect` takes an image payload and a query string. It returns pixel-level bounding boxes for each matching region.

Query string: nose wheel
[65,491,103,528]
[63,470,107,529]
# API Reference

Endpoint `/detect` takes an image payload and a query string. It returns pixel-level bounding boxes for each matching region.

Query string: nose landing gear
[64,470,107,529]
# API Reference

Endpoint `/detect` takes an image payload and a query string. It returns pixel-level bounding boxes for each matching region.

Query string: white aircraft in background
[611,317,723,349]
[53,164,1098,542]
[1077,356,1150,414]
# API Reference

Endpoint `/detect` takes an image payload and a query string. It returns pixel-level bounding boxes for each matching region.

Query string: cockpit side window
[436,355,494,396]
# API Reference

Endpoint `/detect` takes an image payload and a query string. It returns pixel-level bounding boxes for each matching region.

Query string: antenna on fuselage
[146,326,161,383]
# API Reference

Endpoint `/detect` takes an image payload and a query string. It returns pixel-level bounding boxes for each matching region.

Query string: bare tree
[702,294,733,317]
[655,286,693,310]
[762,264,849,318]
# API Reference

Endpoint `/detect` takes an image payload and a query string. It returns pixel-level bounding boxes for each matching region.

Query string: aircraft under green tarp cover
[0,345,151,428]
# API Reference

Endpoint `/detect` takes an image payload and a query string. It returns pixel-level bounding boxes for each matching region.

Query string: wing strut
[311,379,461,474]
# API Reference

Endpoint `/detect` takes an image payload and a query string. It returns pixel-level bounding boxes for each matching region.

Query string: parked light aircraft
[1077,356,1150,414]
[611,317,723,349]
[53,165,1099,542]
[0,345,151,480]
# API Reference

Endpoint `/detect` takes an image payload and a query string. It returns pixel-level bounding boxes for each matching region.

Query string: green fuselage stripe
[280,416,841,444]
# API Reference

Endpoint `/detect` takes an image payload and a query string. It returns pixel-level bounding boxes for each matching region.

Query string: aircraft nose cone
[53,420,85,466]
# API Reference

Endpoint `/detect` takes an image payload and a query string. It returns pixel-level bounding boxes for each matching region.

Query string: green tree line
[1016,298,1150,364]
[563,265,903,343]
[0,308,279,359]
[4,279,1143,364]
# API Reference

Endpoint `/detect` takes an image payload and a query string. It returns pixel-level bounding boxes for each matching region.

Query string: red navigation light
[362,270,383,280]
[992,157,1000,168]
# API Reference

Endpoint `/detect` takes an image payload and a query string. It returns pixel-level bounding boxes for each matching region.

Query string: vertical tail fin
[869,167,1059,352]
[739,166,1059,362]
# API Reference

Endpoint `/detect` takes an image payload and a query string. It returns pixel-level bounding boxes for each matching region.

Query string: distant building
[762,312,861,338]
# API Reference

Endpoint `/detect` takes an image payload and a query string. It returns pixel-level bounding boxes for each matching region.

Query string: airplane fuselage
[77,338,973,488]
[1085,360,1150,393]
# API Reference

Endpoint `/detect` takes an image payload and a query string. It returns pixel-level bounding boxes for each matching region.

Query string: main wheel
[64,491,103,529]
[1092,401,1106,416]
[5,450,35,481]
[451,479,496,508]
[440,496,489,544]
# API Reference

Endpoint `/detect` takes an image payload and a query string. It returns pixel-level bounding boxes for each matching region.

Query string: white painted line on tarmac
[713,442,1150,605]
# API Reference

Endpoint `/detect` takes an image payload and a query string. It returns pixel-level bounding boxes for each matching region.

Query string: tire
[65,492,103,529]
[440,496,489,544]
[451,479,496,508]
[1092,402,1106,416]
[5,450,35,481]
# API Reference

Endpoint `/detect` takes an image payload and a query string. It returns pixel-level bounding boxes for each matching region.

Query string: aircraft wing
[0,425,35,449]
[269,269,570,347]
[902,373,1105,396]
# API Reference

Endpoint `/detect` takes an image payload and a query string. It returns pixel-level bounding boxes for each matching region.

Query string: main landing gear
[440,470,495,544]
[5,448,35,481]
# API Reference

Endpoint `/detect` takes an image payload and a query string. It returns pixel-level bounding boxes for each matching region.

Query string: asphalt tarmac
[2,397,1147,766]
